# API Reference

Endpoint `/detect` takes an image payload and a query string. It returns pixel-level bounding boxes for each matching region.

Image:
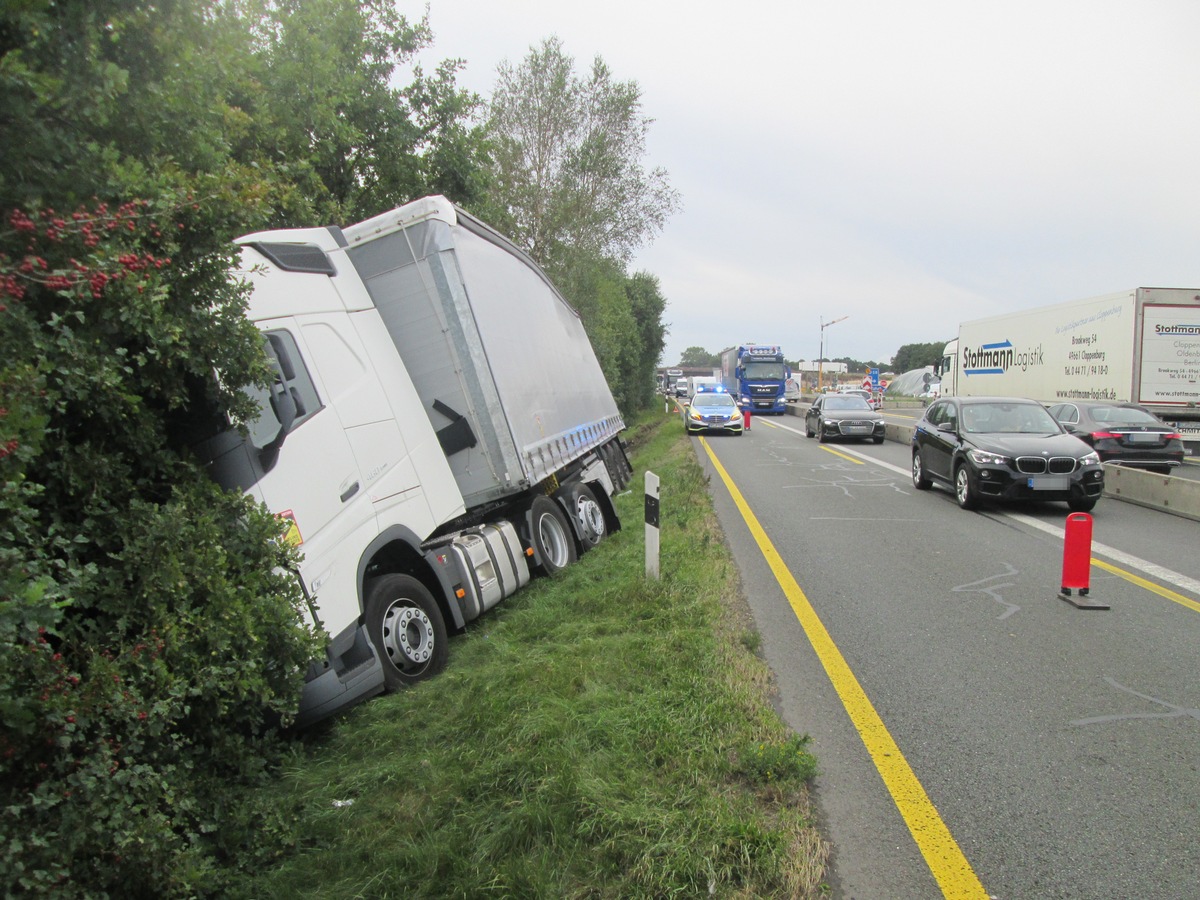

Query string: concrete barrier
[783,404,1200,521]
[1102,464,1200,522]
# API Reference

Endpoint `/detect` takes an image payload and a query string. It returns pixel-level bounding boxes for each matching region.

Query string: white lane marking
[1006,512,1200,598]
[783,430,1200,600]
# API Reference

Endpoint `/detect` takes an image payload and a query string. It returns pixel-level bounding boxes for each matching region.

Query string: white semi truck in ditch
[938,287,1200,453]
[197,196,632,727]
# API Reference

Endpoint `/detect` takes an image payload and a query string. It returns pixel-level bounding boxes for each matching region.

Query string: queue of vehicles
[669,288,1196,517]
[673,376,1180,520]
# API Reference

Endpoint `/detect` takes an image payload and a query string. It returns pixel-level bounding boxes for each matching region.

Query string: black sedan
[805,394,886,444]
[1046,401,1184,474]
[912,396,1104,511]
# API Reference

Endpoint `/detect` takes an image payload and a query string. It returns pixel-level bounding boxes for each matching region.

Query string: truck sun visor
[248,241,336,275]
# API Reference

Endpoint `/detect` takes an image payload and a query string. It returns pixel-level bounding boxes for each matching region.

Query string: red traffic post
[1058,512,1108,609]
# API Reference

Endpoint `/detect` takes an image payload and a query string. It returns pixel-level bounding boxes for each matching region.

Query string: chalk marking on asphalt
[760,418,866,464]
[699,435,988,899]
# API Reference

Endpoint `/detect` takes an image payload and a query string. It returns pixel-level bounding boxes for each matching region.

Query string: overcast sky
[415,1,1200,368]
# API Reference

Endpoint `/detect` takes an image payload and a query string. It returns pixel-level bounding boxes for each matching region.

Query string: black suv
[912,397,1104,511]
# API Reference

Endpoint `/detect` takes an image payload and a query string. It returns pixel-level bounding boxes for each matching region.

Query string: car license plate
[1125,432,1160,443]
[844,425,871,434]
[1028,475,1069,490]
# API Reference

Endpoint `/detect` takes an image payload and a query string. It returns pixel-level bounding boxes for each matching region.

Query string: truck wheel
[530,495,577,575]
[562,483,606,551]
[365,574,448,690]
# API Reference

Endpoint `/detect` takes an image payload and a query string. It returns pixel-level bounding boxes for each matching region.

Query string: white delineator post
[645,471,660,579]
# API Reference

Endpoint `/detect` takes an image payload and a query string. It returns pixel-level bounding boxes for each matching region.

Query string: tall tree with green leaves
[484,36,680,268]
[679,346,720,368]
[246,0,490,223]
[481,37,678,414]
[891,341,949,372]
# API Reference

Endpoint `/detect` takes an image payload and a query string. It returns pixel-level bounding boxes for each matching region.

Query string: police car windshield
[692,393,734,408]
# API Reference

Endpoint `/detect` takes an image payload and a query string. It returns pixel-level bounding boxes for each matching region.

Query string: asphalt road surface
[687,411,1200,899]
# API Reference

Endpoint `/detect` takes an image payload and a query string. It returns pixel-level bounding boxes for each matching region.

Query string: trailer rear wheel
[365,574,448,690]
[530,495,577,575]
[563,483,606,551]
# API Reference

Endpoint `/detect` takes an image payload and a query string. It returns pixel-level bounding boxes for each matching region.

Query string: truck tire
[530,495,577,575]
[561,483,606,551]
[365,574,448,690]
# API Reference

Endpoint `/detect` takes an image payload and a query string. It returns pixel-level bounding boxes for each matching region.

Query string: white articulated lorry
[938,287,1200,453]
[196,196,632,727]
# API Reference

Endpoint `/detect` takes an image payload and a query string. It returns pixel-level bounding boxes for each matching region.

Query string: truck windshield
[744,361,785,379]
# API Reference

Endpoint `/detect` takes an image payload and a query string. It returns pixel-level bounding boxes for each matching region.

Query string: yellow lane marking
[758,418,865,463]
[818,445,864,464]
[1092,559,1200,613]
[700,436,988,898]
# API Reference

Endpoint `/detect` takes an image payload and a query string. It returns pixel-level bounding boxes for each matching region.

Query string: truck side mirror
[256,336,299,471]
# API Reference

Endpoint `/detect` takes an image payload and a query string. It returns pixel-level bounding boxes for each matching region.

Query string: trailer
[938,287,1200,452]
[197,196,632,726]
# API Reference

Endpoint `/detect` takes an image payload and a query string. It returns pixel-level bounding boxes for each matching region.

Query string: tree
[891,341,948,372]
[483,36,680,269]
[625,272,668,408]
[478,36,678,415]
[246,0,490,224]
[679,346,719,368]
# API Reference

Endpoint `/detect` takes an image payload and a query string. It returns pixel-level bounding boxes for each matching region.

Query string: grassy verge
[227,407,830,898]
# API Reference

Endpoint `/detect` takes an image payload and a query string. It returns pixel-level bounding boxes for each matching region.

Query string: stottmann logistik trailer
[938,287,1200,454]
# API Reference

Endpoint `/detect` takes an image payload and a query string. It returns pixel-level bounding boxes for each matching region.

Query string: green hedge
[0,199,321,896]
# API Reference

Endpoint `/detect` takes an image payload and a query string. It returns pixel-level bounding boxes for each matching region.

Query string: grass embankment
[228,408,829,898]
